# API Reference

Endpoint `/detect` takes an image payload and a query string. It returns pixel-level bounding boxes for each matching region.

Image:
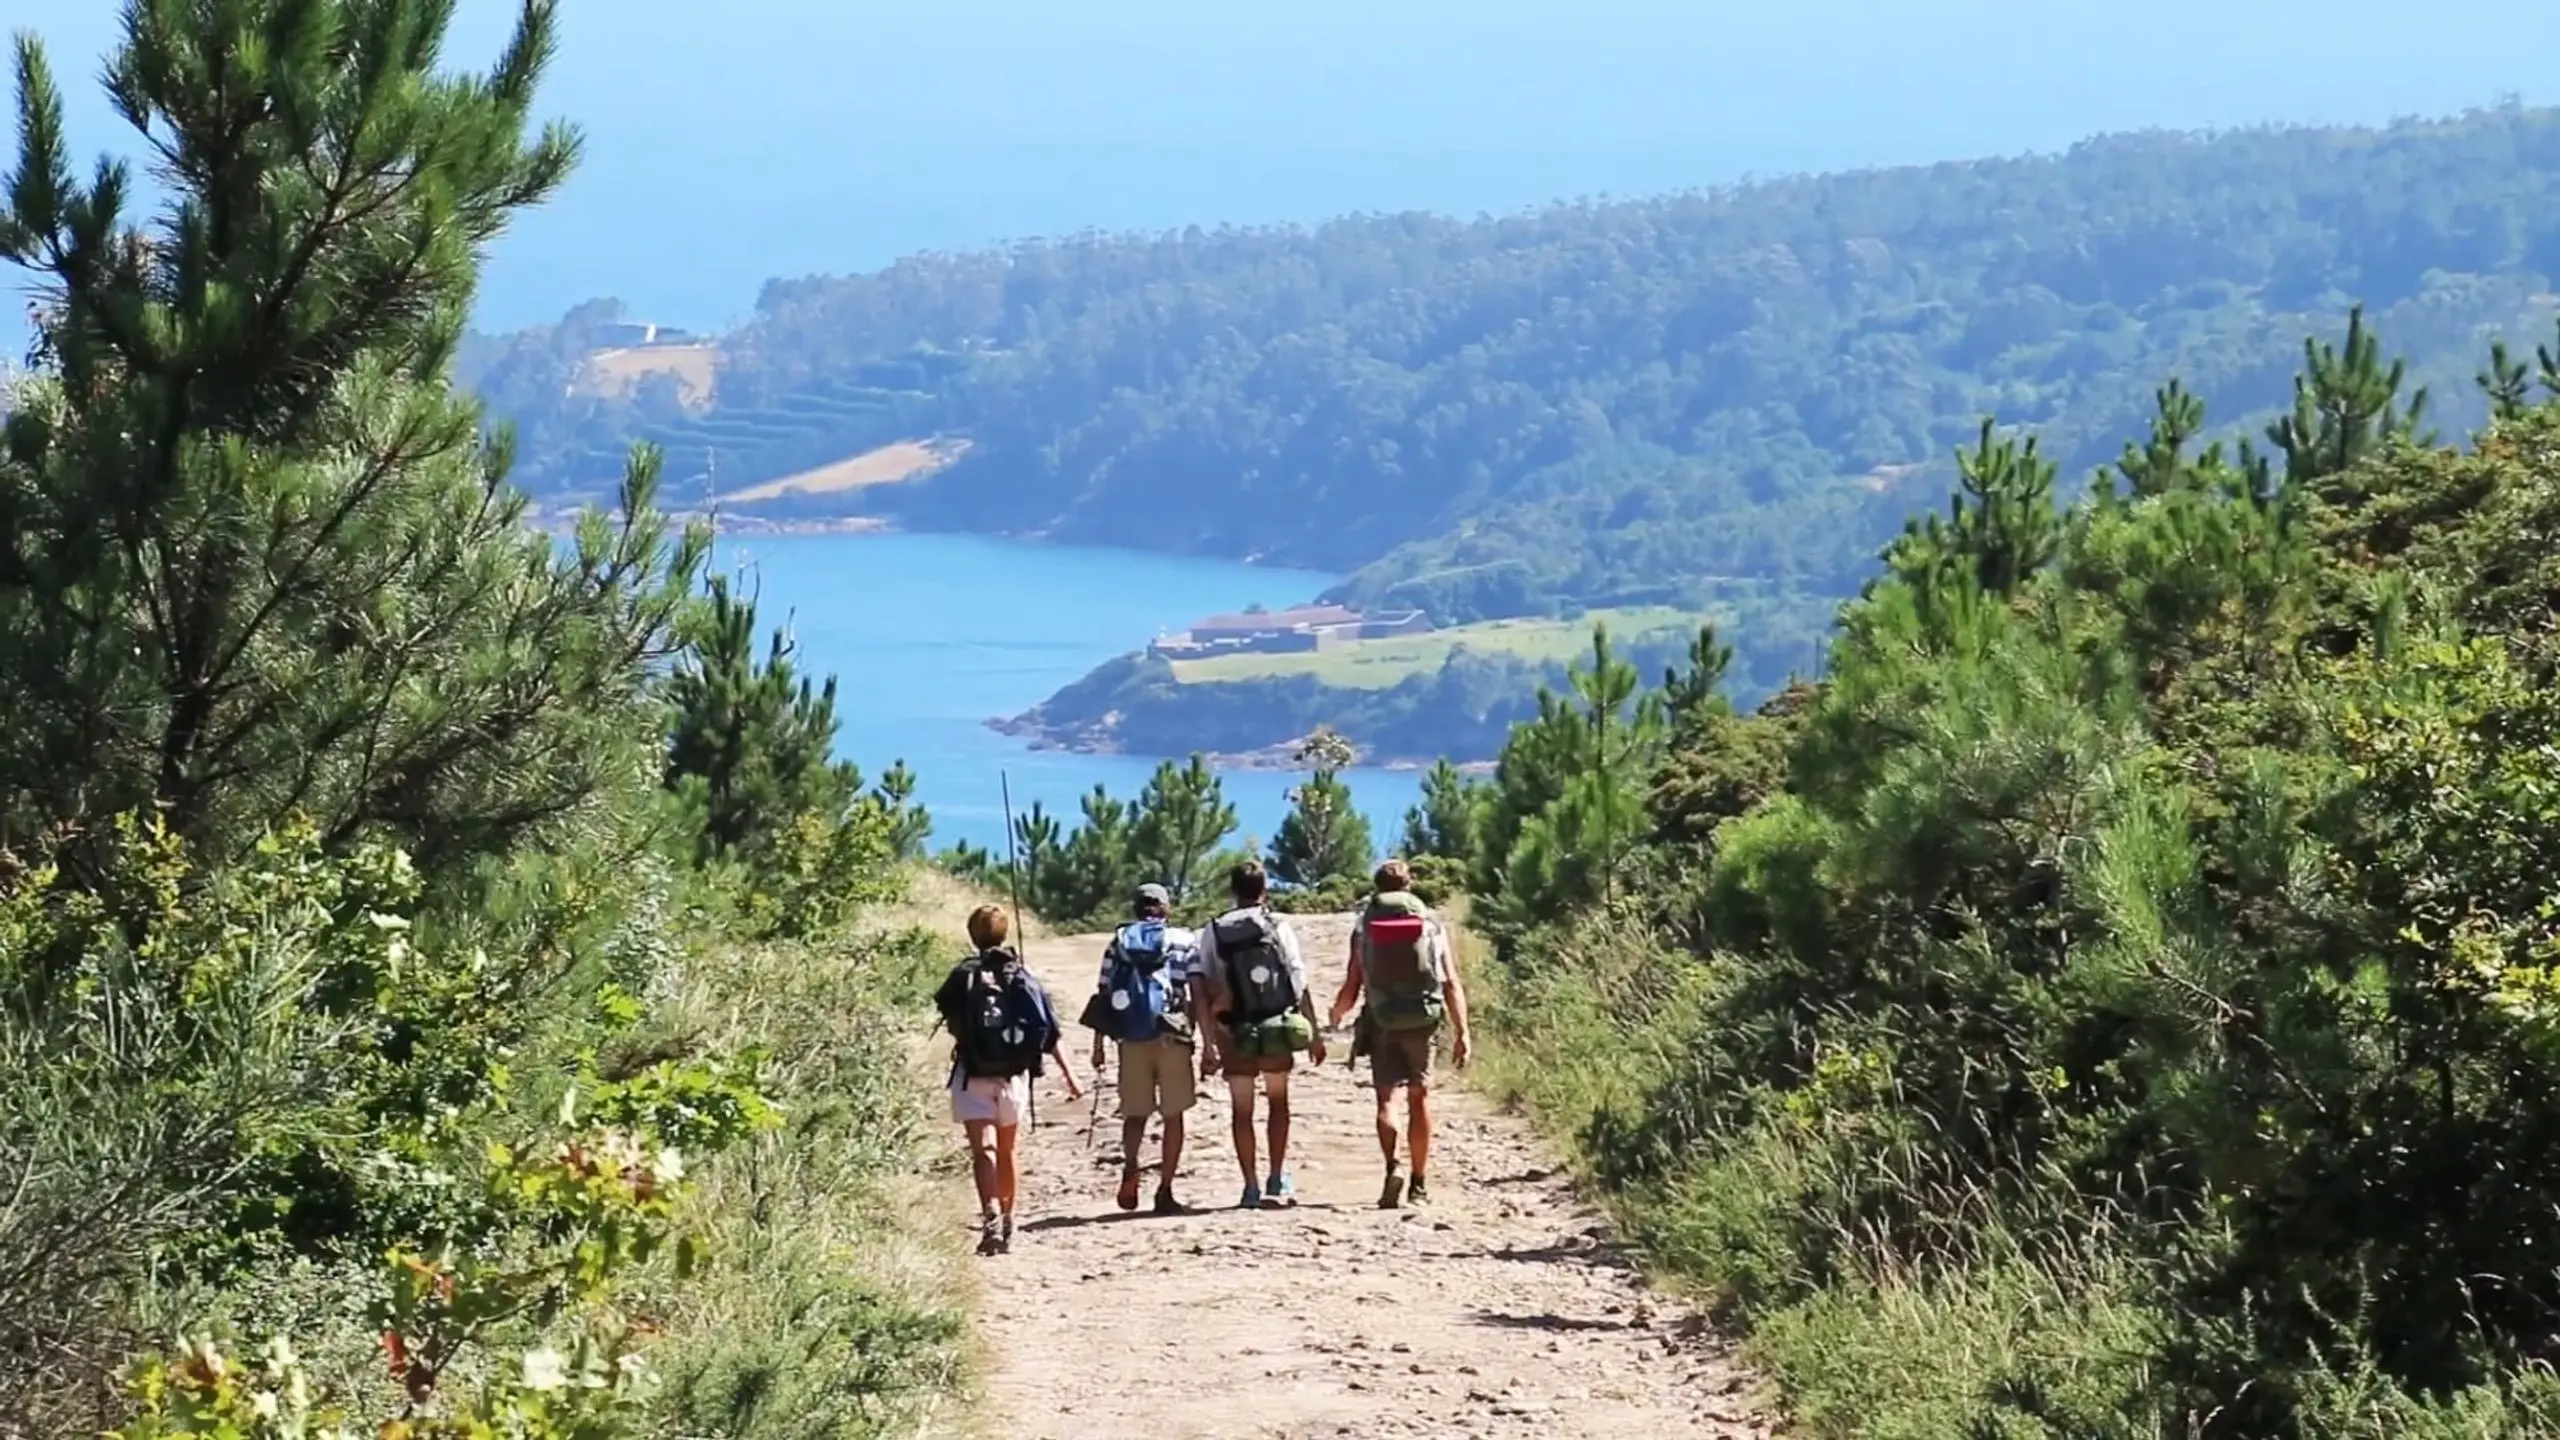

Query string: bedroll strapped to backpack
[1229,1010,1315,1059]
[1093,919,1182,1045]
[957,954,1048,1079]
[1360,890,1445,1035]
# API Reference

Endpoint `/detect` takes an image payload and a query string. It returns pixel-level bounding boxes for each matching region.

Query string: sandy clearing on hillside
[721,438,967,505]
[574,343,719,409]
[924,913,1772,1440]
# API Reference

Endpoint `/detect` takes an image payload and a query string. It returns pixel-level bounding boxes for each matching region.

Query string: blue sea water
[707,530,1426,853]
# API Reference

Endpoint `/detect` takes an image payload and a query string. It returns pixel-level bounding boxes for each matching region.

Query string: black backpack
[953,954,1047,1079]
[1211,909,1299,1026]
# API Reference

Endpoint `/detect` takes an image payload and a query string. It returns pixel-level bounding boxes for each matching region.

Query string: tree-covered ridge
[469,105,2560,632]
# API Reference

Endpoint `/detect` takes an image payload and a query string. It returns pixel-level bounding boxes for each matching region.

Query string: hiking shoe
[1238,1182,1263,1209]
[997,1216,1016,1254]
[1263,1172,1296,1208]
[1116,1167,1142,1212]
[976,1216,1003,1256]
[1378,1170,1406,1210]
[1152,1188,1189,1216]
[1407,1175,1431,1207]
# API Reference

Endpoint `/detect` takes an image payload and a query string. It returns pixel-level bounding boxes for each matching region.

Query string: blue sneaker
[1263,1172,1295,1208]
[1238,1181,1262,1209]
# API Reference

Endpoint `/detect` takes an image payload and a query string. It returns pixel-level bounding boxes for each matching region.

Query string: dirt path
[941,913,1772,1440]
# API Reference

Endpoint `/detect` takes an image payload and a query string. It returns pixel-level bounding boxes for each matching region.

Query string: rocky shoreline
[983,713,1492,774]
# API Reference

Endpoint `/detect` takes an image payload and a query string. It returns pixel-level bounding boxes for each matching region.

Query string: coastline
[983,715,1495,775]
[524,508,896,539]
[522,504,1346,577]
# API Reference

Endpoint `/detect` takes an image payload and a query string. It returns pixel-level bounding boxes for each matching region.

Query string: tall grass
[639,870,998,1440]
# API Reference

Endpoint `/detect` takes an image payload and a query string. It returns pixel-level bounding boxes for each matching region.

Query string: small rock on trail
[930,913,1772,1439]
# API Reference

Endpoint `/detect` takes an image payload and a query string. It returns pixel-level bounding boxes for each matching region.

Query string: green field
[1166,607,1695,688]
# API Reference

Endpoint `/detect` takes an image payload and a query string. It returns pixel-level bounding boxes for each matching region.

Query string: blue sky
[9,0,2560,344]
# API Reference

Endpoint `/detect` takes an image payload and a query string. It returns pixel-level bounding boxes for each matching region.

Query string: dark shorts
[1221,1038,1295,1079]
[1370,1028,1436,1090]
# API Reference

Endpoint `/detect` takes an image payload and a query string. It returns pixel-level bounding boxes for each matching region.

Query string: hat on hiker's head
[1133,882,1171,909]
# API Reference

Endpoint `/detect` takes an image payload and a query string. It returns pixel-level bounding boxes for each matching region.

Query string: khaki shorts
[1116,1036,1198,1119]
[1369,1027,1436,1091]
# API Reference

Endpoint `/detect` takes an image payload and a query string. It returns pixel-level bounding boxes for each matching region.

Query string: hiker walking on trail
[1330,859,1470,1209]
[1198,860,1326,1208]
[936,904,1083,1256]
[1083,882,1207,1214]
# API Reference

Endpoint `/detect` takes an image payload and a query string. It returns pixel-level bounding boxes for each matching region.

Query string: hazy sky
[9,0,2560,342]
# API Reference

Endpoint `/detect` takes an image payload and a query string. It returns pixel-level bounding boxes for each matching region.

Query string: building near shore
[1149,603,1432,658]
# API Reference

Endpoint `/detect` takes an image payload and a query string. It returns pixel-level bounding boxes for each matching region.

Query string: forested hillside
[468,106,2560,640]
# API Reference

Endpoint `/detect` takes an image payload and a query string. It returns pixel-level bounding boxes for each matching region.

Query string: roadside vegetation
[1446,312,2560,1435]
[0,6,958,1437]
[25,6,2560,1439]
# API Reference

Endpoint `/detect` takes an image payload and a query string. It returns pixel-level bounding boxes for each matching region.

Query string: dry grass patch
[723,439,969,506]
[1168,606,1695,688]
[573,343,720,410]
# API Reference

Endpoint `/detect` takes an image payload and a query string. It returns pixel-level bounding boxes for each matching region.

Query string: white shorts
[950,1074,1027,1128]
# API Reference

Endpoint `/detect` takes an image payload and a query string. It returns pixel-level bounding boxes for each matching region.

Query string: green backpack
[1359,890,1445,1034]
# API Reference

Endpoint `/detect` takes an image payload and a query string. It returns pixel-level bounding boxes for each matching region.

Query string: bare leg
[1374,1084,1401,1169]
[1227,1076,1259,1183]
[1120,1115,1147,1172]
[994,1122,1021,1218]
[1408,1085,1433,1181]
[1160,1114,1187,1192]
[1267,1072,1293,1178]
[965,1120,998,1214]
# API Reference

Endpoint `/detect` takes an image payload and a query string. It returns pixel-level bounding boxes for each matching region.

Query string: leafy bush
[1474,315,2560,1435]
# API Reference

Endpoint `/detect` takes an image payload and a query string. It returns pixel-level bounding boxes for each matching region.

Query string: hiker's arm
[1193,974,1223,1078]
[1047,1003,1085,1099]
[1329,938,1364,1027]
[1287,928,1328,1063]
[1032,980,1081,1097]
[1090,945,1110,1069]
[1442,933,1473,1068]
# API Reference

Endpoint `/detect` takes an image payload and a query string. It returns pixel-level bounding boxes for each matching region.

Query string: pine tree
[1398,759,1484,862]
[1887,418,2062,600]
[1053,785,1142,922]
[872,760,931,860]
[2479,338,2534,423]
[1268,728,1373,888]
[2266,305,2432,485]
[1660,621,1737,729]
[1009,800,1065,916]
[0,1,703,878]
[1129,755,1237,905]
[2113,379,2217,497]
[1473,624,1665,929]
[665,576,855,862]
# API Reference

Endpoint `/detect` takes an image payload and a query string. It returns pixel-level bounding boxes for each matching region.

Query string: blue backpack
[1098,920,1177,1044]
